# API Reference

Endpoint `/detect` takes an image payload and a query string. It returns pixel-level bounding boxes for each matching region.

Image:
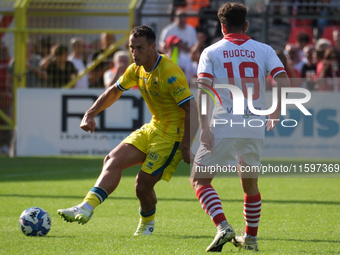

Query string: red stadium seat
[288,26,314,44]
[321,25,340,45]
[0,15,14,40]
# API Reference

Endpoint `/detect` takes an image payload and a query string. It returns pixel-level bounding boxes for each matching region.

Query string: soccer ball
[19,207,51,236]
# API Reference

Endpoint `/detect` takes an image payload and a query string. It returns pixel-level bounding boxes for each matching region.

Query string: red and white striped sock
[244,193,261,237]
[196,184,227,227]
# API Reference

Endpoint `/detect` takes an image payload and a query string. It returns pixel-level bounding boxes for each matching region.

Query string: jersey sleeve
[168,67,194,107]
[116,64,137,91]
[197,49,214,82]
[267,47,286,78]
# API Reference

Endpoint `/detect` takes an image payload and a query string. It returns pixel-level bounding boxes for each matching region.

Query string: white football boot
[206,221,235,252]
[231,234,258,251]
[134,219,155,236]
[57,205,93,225]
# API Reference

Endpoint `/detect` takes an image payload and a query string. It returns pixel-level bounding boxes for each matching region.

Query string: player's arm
[197,78,214,152]
[267,72,290,131]
[180,97,198,164]
[80,84,124,133]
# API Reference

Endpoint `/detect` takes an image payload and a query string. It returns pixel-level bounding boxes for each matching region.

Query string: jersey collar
[150,53,162,72]
[224,33,251,45]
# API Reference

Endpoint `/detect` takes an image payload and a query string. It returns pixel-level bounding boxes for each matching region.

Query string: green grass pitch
[0,157,339,254]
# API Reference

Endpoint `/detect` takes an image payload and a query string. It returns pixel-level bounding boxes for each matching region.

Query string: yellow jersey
[117,54,193,140]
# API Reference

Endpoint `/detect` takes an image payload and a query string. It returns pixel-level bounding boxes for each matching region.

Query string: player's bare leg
[94,143,146,194]
[191,167,235,252]
[134,170,161,235]
[57,143,146,224]
[232,163,260,251]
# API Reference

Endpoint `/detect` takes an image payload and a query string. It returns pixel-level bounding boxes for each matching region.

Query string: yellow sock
[140,208,156,223]
[141,213,156,223]
[84,192,101,208]
[83,187,108,209]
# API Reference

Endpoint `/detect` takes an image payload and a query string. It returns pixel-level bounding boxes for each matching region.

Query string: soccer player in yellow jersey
[57,26,198,235]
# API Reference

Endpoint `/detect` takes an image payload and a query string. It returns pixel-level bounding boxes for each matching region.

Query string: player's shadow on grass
[1,193,340,205]
[39,235,75,239]
[264,237,340,244]
[157,233,212,239]
[0,158,192,182]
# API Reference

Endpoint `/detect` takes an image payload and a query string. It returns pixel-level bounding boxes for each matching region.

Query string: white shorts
[194,138,264,168]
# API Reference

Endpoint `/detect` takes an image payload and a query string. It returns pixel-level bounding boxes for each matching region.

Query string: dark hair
[297,32,310,44]
[54,45,68,56]
[218,3,247,31]
[40,36,53,49]
[130,25,156,44]
[324,47,338,60]
[276,50,287,67]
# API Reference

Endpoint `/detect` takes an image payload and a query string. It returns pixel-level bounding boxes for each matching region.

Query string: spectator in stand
[100,33,116,52]
[0,41,11,155]
[87,38,101,65]
[8,40,47,88]
[333,30,340,51]
[191,28,209,64]
[296,32,312,61]
[285,44,305,74]
[163,35,195,84]
[89,32,117,88]
[68,37,89,89]
[97,32,117,66]
[158,9,198,57]
[46,45,78,88]
[315,47,340,91]
[103,50,130,89]
[39,36,57,71]
[268,50,302,88]
[314,38,332,83]
[333,30,340,73]
[36,36,53,58]
[301,45,317,90]
[191,29,209,85]
[315,38,332,64]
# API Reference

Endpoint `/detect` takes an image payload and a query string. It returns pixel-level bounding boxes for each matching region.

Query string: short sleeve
[197,49,214,81]
[168,69,194,106]
[267,48,286,78]
[116,64,137,91]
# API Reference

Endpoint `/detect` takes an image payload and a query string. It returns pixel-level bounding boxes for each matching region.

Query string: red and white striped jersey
[197,33,285,138]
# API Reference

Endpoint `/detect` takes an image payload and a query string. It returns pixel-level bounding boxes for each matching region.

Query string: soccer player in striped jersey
[58,26,198,235]
[190,3,290,252]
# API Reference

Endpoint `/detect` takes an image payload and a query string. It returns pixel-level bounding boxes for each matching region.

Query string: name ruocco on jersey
[223,49,255,58]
